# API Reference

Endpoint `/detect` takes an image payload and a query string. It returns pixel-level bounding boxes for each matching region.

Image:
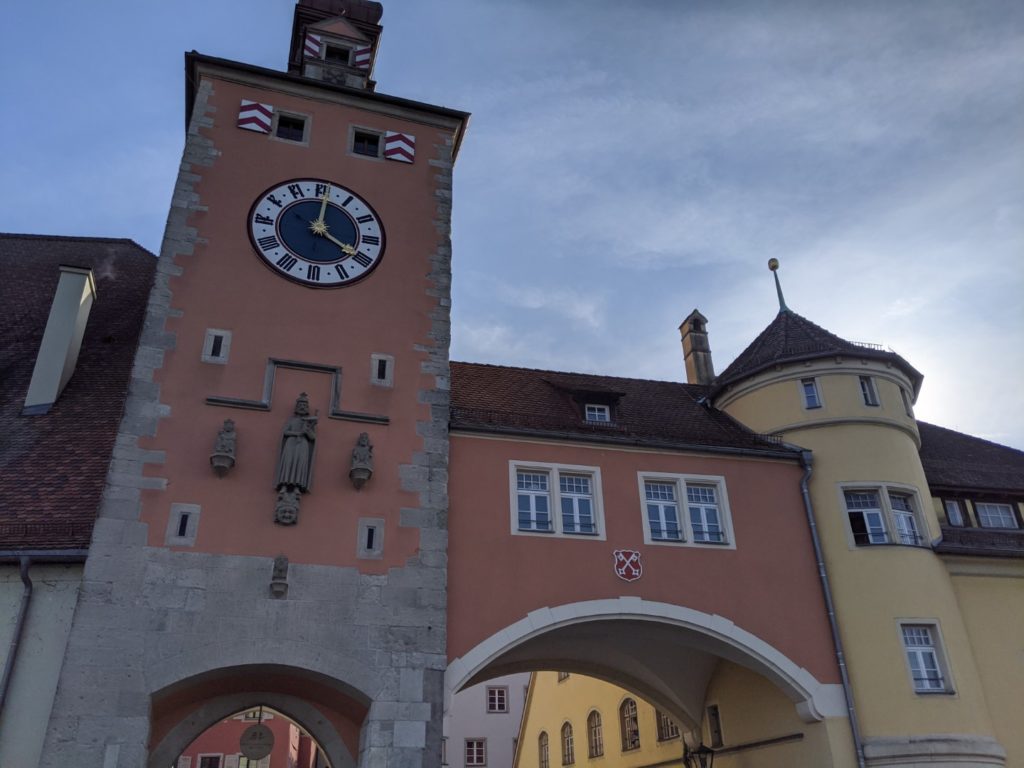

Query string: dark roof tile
[0,234,156,550]
[450,362,794,457]
[918,421,1024,493]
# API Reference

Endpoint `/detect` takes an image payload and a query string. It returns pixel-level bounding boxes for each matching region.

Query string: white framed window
[486,686,508,713]
[842,485,927,547]
[859,375,880,406]
[370,353,394,387]
[560,723,575,766]
[800,378,822,409]
[465,739,486,766]
[587,711,604,758]
[943,499,966,527]
[584,403,611,423]
[655,709,679,741]
[237,758,269,768]
[976,502,1019,529]
[510,462,605,539]
[900,623,953,693]
[638,473,734,548]
[198,756,223,768]
[538,733,550,768]
[619,699,640,751]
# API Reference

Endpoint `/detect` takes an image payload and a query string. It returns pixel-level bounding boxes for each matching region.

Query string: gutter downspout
[0,556,34,715]
[799,451,866,768]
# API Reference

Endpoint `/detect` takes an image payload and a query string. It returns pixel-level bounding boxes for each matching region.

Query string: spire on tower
[768,258,789,313]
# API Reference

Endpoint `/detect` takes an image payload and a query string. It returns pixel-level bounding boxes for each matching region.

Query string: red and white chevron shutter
[383,131,415,163]
[353,46,372,69]
[303,32,322,58]
[237,100,273,134]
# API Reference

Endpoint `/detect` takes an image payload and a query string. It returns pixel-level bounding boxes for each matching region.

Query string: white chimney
[23,265,97,414]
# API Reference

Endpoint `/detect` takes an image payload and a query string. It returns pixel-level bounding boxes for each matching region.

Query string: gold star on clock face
[309,218,328,236]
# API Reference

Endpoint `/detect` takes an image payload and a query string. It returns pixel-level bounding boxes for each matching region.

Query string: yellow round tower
[706,262,1006,767]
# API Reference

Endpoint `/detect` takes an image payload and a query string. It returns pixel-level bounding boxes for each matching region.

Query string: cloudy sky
[2,0,1022,447]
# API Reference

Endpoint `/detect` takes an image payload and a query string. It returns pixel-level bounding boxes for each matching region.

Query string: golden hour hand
[323,230,357,257]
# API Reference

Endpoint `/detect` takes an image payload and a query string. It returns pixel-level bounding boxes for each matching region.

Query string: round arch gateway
[148,664,369,768]
[446,597,846,729]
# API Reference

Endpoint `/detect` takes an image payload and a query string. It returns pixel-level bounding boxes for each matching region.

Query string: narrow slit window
[371,354,394,387]
[707,704,724,747]
[801,378,821,409]
[365,526,376,551]
[177,513,190,538]
[201,328,231,364]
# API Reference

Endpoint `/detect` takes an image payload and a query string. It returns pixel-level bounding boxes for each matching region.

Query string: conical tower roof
[713,308,923,396]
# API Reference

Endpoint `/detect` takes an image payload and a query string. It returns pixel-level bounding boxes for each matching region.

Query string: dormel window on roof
[584,404,610,423]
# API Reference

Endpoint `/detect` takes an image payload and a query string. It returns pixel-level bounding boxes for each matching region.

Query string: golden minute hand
[316,185,330,222]
[323,230,357,256]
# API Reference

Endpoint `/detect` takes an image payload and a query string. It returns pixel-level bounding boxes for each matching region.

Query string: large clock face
[247,178,385,287]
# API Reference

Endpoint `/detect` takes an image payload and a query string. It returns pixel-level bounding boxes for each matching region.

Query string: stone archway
[148,692,355,768]
[446,597,846,728]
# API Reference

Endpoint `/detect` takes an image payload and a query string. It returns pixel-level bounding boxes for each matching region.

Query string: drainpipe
[0,557,34,714]
[798,451,866,768]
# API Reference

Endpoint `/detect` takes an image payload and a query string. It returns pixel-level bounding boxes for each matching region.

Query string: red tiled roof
[450,362,795,457]
[714,309,923,395]
[0,234,156,551]
[918,421,1024,493]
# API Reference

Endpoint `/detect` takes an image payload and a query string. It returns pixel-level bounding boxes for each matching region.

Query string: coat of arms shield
[613,549,643,582]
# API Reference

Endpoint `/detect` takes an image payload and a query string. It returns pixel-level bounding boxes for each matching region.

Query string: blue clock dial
[247,178,385,287]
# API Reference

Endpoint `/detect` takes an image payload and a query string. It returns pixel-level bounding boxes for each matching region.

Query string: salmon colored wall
[447,435,840,683]
[140,74,455,570]
[179,713,294,764]
[150,671,366,759]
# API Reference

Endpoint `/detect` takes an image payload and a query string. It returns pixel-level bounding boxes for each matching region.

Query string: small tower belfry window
[323,44,351,65]
[352,128,382,158]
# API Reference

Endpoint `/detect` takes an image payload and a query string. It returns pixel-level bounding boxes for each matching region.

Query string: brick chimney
[679,309,715,386]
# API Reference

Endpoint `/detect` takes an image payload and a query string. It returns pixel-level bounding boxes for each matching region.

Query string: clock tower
[41,2,468,767]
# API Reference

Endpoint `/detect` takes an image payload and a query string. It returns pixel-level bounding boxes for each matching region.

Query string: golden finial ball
[768,258,780,272]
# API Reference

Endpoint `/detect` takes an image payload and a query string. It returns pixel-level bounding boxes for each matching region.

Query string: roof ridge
[451,360,706,389]
[919,421,1024,456]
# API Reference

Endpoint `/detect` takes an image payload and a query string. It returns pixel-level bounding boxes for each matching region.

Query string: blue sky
[2,0,1021,447]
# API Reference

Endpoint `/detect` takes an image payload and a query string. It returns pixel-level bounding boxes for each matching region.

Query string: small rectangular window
[177,513,190,538]
[166,503,201,547]
[859,376,880,406]
[357,518,385,559]
[707,704,724,748]
[584,404,611,422]
[275,114,307,142]
[801,378,822,409]
[486,686,508,713]
[201,328,232,364]
[943,499,966,527]
[370,353,394,387]
[901,624,951,693]
[976,502,1019,529]
[324,44,350,64]
[353,129,381,157]
[465,739,486,766]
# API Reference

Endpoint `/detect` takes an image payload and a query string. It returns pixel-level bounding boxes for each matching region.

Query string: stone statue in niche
[349,432,374,489]
[270,555,289,598]
[276,393,317,493]
[274,486,301,526]
[210,418,237,477]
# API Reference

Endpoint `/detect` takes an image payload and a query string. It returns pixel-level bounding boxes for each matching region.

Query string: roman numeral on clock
[254,213,274,226]
[335,264,349,280]
[306,264,321,282]
[258,235,281,251]
[353,252,372,268]
[341,195,354,207]
[356,214,375,224]
[275,254,298,271]
[287,184,306,199]
[361,235,380,246]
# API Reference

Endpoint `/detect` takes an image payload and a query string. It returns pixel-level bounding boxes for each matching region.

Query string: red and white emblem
[384,131,416,163]
[613,549,643,582]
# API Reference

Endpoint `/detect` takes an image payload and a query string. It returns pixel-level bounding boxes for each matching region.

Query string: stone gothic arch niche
[446,598,847,730]
[148,665,370,768]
